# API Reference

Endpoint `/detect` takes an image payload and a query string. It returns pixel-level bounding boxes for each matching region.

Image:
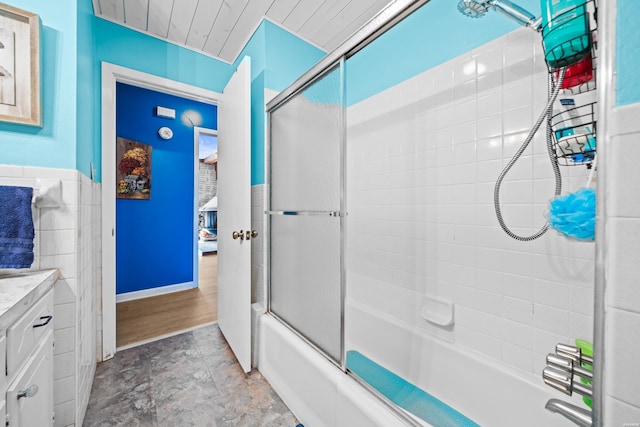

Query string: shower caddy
[547,0,599,168]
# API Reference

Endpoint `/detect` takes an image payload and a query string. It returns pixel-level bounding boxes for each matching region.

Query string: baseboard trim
[116,281,197,303]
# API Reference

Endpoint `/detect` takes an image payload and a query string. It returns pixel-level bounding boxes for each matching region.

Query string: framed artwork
[116,137,152,199]
[0,3,41,126]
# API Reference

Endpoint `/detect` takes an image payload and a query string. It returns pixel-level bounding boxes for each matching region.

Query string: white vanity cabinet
[0,334,5,427]
[6,328,53,427]
[0,271,57,427]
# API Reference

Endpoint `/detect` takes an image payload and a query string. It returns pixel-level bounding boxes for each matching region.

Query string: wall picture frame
[116,137,152,200]
[0,3,41,127]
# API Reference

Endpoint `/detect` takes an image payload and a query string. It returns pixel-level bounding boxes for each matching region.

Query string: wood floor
[116,253,218,348]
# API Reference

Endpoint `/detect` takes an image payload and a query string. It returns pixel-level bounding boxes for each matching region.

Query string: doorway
[101,63,223,359]
[115,126,220,349]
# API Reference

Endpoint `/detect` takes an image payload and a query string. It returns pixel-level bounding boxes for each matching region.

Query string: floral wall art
[116,137,151,199]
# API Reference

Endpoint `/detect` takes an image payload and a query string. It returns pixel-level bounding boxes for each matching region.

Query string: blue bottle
[541,0,591,69]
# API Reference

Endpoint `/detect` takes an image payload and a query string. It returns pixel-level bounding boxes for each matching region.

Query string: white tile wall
[251,184,266,306]
[602,103,640,424]
[75,174,99,425]
[346,27,596,386]
[0,164,99,426]
[251,184,266,368]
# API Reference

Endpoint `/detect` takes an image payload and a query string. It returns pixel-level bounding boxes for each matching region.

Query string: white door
[217,57,252,373]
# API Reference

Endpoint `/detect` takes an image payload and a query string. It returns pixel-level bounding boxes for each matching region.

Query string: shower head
[457,0,490,18]
[457,0,541,30]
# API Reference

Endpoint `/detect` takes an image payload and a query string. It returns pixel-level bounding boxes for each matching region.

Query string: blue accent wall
[115,83,217,295]
[616,0,640,106]
[0,0,78,169]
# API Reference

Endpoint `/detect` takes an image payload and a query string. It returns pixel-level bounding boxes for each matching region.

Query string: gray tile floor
[83,324,299,427]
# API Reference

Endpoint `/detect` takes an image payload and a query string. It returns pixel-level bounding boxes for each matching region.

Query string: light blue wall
[0,0,78,169]
[616,0,640,106]
[234,22,266,81]
[77,0,98,178]
[264,21,326,92]
[234,20,325,185]
[94,19,234,94]
[347,0,540,105]
[0,4,322,186]
[233,22,267,186]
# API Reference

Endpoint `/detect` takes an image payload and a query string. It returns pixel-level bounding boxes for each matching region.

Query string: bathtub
[258,302,581,426]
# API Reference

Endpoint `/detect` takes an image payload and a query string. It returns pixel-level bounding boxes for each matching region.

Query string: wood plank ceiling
[92,0,392,63]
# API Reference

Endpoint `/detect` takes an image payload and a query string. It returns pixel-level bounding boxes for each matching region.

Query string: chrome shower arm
[458,0,541,31]
[488,0,542,30]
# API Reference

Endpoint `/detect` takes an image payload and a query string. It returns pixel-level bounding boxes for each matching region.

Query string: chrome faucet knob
[556,343,593,365]
[543,367,572,395]
[547,353,573,371]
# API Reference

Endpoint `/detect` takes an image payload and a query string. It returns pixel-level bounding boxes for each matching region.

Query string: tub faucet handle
[556,343,593,366]
[546,353,593,381]
[543,366,572,395]
[543,367,592,398]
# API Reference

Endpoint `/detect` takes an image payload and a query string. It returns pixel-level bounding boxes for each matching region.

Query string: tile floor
[83,324,299,426]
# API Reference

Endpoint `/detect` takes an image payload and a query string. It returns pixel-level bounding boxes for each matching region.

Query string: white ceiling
[92,0,392,63]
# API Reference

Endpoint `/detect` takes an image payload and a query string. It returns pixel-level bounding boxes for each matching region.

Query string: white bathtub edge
[258,314,412,427]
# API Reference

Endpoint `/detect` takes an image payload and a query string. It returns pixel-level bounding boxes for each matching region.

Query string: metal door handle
[233,229,256,240]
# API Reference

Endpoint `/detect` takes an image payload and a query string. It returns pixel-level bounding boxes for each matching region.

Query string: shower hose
[494,67,567,241]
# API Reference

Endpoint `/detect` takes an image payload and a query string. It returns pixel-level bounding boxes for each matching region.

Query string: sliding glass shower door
[268,62,345,364]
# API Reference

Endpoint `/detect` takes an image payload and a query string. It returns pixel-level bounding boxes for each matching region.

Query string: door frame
[101,62,221,360]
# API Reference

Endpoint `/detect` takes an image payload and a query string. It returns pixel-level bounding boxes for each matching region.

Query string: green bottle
[541,0,591,69]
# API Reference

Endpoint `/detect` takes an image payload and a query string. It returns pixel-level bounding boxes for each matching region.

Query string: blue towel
[0,186,35,268]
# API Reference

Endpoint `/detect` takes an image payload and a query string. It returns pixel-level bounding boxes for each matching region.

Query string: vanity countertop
[0,269,59,331]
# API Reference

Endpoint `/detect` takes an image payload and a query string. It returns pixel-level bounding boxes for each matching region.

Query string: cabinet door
[7,290,54,377]
[0,334,6,392]
[6,330,53,427]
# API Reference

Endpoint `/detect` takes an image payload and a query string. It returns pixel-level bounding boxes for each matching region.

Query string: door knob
[245,230,258,240]
[233,229,256,240]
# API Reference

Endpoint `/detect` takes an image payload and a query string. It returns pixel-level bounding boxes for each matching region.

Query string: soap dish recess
[420,295,454,327]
